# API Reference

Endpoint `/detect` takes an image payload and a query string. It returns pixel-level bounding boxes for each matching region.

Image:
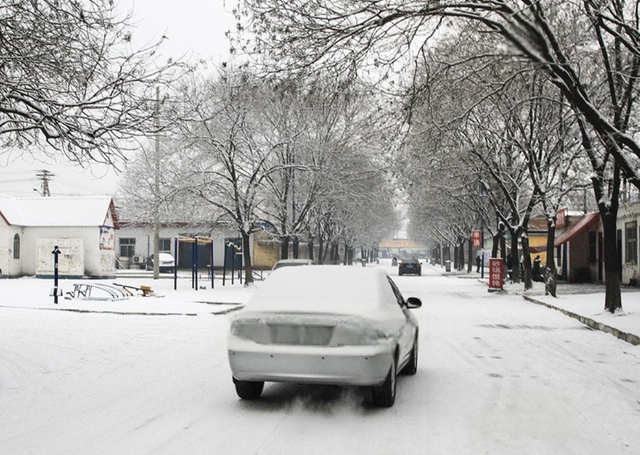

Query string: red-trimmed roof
[554,212,600,247]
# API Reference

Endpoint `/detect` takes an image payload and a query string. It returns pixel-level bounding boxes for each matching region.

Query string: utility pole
[35,169,54,196]
[153,86,161,279]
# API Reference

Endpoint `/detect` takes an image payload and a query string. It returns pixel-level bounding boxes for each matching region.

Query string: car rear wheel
[233,378,264,400]
[400,334,418,375]
[371,356,396,407]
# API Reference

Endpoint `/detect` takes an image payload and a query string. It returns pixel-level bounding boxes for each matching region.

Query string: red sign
[472,230,482,247]
[556,209,566,228]
[489,258,504,289]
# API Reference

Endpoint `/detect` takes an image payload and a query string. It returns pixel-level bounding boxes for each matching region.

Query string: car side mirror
[406,297,422,309]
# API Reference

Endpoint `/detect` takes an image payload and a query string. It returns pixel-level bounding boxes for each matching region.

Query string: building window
[625,222,637,263]
[13,234,20,259]
[119,238,136,258]
[160,238,172,253]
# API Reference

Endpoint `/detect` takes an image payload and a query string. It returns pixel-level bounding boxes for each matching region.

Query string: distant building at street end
[378,238,427,259]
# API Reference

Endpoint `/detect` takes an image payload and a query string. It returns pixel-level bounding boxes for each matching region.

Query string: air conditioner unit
[132,254,145,264]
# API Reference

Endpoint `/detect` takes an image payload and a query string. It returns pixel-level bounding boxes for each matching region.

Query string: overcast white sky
[0,0,237,198]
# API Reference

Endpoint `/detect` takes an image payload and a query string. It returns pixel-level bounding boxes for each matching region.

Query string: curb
[0,304,243,317]
[522,296,640,346]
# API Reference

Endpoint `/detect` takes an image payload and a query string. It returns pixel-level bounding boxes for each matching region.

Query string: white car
[145,253,175,272]
[227,266,421,407]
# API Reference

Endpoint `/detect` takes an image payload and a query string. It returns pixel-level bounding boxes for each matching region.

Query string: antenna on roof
[35,169,54,197]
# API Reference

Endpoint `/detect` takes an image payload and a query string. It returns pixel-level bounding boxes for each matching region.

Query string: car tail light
[330,317,395,347]
[229,318,270,344]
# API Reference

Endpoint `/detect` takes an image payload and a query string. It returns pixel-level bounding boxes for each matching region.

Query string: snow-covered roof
[0,194,117,227]
[242,266,396,315]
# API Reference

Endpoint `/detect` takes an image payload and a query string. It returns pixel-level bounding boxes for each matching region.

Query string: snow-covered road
[1,268,639,454]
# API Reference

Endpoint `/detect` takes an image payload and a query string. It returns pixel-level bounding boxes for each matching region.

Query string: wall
[568,229,591,283]
[0,219,23,276]
[617,203,640,285]
[22,226,115,277]
[253,239,279,269]
[527,233,548,264]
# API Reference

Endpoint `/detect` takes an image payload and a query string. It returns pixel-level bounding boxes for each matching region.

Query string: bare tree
[1,0,180,165]
[239,0,640,312]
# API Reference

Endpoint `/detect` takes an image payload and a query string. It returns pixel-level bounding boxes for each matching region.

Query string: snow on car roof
[244,265,396,314]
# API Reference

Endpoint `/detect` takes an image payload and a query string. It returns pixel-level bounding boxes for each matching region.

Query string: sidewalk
[438,264,640,346]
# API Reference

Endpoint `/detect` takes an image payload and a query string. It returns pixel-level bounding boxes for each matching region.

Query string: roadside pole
[51,245,60,304]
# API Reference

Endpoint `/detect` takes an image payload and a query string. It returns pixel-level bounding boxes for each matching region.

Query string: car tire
[400,334,418,375]
[233,378,264,400]
[371,356,396,407]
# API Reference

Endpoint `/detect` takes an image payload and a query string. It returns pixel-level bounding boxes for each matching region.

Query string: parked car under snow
[227,266,422,407]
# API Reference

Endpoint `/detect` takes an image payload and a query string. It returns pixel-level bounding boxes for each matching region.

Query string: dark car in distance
[398,258,421,276]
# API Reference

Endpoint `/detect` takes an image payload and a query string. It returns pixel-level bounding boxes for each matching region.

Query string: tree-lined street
[1,266,638,454]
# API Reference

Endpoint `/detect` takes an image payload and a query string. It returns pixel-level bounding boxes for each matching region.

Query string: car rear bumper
[399,268,421,275]
[228,340,393,386]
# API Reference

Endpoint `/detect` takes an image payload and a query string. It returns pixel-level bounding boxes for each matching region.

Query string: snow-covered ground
[1,262,639,454]
[0,273,255,316]
[2,262,640,341]
[493,276,640,344]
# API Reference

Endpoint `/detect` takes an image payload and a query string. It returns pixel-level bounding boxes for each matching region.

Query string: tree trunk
[509,229,520,284]
[492,233,501,258]
[280,236,290,260]
[331,242,339,264]
[521,234,533,290]
[318,237,324,264]
[544,218,557,297]
[308,238,315,261]
[292,236,299,258]
[241,230,254,285]
[590,158,622,312]
[601,210,622,312]
[467,238,473,273]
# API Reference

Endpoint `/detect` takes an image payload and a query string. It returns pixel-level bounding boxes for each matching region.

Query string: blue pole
[210,241,214,288]
[222,241,227,286]
[195,238,199,291]
[174,237,178,291]
[231,243,235,285]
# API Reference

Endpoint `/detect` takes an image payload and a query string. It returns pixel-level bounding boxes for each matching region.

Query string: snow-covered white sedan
[227,266,421,407]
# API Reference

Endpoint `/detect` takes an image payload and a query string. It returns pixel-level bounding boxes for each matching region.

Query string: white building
[115,222,240,270]
[0,195,118,278]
